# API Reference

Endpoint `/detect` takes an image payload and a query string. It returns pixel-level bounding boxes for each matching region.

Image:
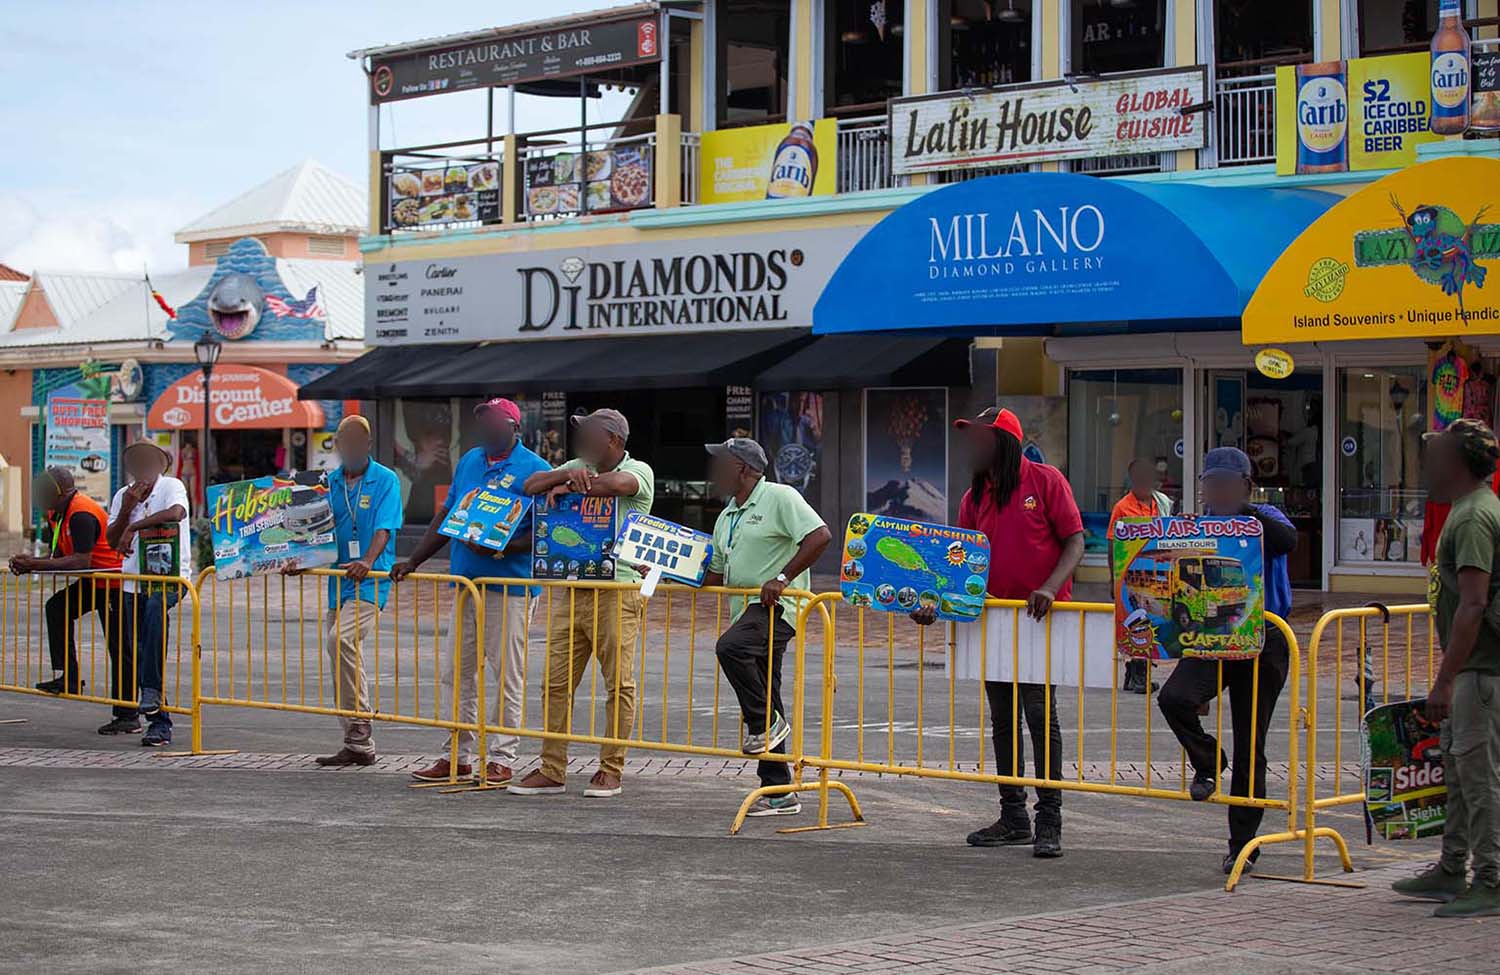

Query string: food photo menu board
[388,160,501,230]
[524,147,653,217]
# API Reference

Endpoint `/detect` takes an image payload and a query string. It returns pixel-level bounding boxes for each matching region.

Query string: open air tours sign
[1242,157,1500,344]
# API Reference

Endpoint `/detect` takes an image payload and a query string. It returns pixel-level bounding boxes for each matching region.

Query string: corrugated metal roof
[0,281,27,332]
[175,160,365,243]
[29,271,141,328]
[279,259,364,342]
[347,2,662,60]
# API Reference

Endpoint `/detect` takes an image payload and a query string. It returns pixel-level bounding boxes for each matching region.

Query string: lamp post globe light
[193,333,222,500]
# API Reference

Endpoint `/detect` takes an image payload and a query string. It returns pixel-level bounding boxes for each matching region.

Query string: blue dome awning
[813,173,1338,336]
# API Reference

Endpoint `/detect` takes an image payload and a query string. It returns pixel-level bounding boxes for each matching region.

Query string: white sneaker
[742,713,790,754]
[745,795,801,817]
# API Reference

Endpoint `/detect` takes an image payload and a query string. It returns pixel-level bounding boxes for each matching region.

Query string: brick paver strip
[626,860,1486,975]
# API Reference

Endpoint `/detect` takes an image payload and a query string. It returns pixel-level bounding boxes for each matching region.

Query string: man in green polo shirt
[702,437,831,818]
[514,408,654,799]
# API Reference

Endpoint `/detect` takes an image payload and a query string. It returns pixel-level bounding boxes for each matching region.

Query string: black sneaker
[1190,753,1230,801]
[1033,821,1063,859]
[36,676,83,695]
[1223,846,1260,876]
[97,717,142,736]
[966,817,1032,847]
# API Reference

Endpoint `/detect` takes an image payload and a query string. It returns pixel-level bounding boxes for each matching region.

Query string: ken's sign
[611,511,713,588]
[890,66,1206,176]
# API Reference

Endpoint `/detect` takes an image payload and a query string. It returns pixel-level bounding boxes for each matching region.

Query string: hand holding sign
[610,511,714,590]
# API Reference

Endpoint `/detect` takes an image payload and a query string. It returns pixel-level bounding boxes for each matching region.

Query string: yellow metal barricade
[467,577,832,823]
[790,593,1338,890]
[193,566,487,784]
[1299,603,1434,885]
[0,569,202,740]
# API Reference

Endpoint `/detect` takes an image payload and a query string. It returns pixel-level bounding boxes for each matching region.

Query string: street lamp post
[193,333,222,504]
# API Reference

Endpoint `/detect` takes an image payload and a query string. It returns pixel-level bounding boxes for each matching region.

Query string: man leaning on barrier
[703,437,831,818]
[284,415,403,768]
[512,408,654,799]
[106,439,192,749]
[1391,419,1500,917]
[11,467,130,732]
[393,397,551,786]
[1156,446,1295,876]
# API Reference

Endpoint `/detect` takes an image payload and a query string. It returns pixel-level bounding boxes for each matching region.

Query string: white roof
[0,282,26,332]
[0,260,363,350]
[175,161,365,243]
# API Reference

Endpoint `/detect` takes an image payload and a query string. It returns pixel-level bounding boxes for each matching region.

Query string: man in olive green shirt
[703,438,831,817]
[514,409,654,798]
[1393,418,1500,917]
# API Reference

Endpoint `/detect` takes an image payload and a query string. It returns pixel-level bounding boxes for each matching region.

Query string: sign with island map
[839,513,990,622]
[533,494,617,581]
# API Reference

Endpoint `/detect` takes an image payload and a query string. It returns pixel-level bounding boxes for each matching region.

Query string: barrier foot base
[1247,872,1367,890]
[1225,827,1360,892]
[730,779,865,836]
[409,779,467,790]
[156,749,238,758]
[436,781,508,795]
[0,718,28,725]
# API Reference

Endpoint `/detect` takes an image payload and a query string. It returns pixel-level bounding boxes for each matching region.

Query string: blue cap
[1200,446,1253,480]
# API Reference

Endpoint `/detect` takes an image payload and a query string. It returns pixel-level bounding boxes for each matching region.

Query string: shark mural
[166,238,327,342]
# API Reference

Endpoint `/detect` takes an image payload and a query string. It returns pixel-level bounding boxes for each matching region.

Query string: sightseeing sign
[1243,157,1500,344]
[889,66,1207,177]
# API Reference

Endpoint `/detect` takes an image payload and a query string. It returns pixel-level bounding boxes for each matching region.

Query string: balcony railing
[1214,73,1276,166]
[837,115,896,193]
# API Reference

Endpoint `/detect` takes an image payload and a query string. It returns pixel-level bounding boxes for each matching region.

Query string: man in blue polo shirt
[393,396,551,786]
[291,414,404,767]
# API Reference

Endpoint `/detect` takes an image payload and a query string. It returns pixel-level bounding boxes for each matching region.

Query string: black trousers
[985,680,1063,826]
[716,604,794,788]
[45,580,134,717]
[1158,629,1290,852]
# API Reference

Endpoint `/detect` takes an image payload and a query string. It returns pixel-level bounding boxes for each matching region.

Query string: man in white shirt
[107,439,192,748]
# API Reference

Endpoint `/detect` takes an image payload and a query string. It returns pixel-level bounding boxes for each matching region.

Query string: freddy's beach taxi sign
[1243,157,1500,344]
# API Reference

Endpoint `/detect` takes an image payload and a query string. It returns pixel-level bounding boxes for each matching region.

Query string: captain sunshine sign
[890,66,1207,177]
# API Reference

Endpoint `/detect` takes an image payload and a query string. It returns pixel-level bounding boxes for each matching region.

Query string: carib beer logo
[1296,65,1348,174]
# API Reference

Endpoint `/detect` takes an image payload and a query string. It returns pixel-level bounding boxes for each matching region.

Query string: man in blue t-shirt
[288,415,404,767]
[1158,446,1297,876]
[393,397,551,786]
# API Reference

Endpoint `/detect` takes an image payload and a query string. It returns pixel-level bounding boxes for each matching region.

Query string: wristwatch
[775,572,789,584]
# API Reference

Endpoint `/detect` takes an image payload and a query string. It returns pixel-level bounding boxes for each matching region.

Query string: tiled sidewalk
[626,861,1484,975]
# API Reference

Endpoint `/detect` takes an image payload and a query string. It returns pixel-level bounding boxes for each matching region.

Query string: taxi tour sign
[1242,156,1500,345]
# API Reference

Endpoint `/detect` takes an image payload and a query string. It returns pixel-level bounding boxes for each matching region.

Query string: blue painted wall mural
[165,237,327,343]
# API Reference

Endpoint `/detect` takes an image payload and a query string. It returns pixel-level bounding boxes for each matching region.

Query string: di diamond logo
[560,256,585,283]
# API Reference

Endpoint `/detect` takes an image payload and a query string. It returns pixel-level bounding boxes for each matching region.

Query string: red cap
[474,397,522,425]
[954,406,1023,443]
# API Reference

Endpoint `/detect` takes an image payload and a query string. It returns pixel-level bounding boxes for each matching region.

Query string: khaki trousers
[539,588,644,781]
[326,600,377,755]
[1440,670,1500,886]
[438,586,534,767]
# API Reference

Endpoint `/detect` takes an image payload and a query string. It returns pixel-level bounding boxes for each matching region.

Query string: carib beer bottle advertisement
[1275,0,1476,176]
[698,119,837,204]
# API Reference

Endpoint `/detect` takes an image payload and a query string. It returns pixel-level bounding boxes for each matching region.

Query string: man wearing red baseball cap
[393,396,553,786]
[914,406,1084,858]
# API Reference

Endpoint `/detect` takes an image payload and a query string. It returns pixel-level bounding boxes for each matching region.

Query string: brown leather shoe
[508,769,566,795]
[584,770,622,797]
[410,758,472,782]
[315,747,376,767]
[479,762,512,786]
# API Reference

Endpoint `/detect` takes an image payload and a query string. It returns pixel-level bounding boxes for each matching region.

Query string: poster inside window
[1337,366,1428,564]
[864,387,947,523]
[393,399,459,524]
[759,391,823,500]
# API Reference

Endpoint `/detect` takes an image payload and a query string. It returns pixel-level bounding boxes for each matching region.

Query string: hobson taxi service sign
[1243,157,1500,344]
[367,225,867,345]
[889,67,1207,177]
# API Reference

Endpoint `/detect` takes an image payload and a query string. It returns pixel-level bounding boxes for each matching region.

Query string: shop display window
[1357,0,1442,56]
[1067,368,1183,557]
[718,0,792,126]
[1337,366,1428,565]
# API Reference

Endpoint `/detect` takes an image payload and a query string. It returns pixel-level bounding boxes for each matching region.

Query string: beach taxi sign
[440,483,531,552]
[839,513,991,622]
[611,511,714,595]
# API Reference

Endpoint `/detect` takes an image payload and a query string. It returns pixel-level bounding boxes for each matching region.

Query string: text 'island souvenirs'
[839,513,991,622]
[533,494,617,581]
[610,511,713,588]
[440,480,531,553]
[1112,516,1265,661]
[208,476,338,579]
[1364,698,1446,840]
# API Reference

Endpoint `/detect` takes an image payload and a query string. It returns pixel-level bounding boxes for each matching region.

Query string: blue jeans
[125,588,181,728]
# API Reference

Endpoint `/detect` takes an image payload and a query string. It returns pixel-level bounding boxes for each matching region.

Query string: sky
[0,0,634,275]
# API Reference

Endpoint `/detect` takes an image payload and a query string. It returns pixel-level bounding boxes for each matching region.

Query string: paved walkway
[627,861,1484,975]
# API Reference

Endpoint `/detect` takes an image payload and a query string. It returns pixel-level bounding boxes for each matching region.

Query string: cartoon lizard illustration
[1390,194,1490,316]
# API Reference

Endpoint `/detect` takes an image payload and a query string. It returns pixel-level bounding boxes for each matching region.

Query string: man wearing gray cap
[703,437,831,817]
[515,408,654,798]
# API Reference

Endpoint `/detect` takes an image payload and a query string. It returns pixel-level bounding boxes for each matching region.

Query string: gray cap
[705,437,767,473]
[570,408,629,442]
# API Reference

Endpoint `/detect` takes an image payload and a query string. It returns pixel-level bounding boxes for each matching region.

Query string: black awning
[299,329,813,400]
[753,335,973,389]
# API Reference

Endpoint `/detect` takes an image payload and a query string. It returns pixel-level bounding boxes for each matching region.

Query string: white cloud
[0,192,198,276]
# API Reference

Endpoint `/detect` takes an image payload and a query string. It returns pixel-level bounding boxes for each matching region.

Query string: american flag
[264,286,325,319]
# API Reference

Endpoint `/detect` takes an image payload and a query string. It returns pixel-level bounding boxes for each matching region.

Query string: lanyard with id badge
[342,473,365,561]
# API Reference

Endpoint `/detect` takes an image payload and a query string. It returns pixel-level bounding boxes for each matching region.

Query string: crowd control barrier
[1301,603,1435,885]
[0,568,204,744]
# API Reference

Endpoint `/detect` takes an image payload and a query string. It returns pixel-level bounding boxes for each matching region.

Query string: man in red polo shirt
[915,407,1084,858]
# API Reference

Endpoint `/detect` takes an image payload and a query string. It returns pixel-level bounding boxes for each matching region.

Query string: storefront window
[393,398,460,525]
[826,0,905,115]
[1069,0,1165,76]
[718,0,791,126]
[1215,0,1313,78]
[1337,367,1427,565]
[1358,0,1441,56]
[940,0,1033,90]
[1067,368,1183,557]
